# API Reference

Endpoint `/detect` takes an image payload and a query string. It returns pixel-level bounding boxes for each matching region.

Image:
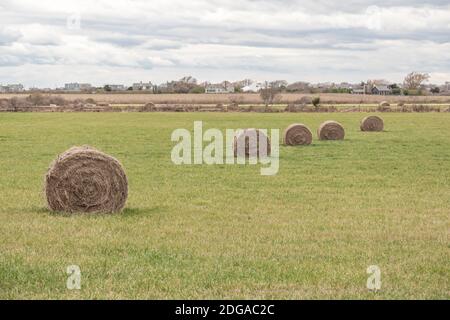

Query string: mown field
[2,92,450,104]
[0,112,449,299]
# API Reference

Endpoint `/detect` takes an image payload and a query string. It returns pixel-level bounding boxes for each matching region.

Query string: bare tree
[260,82,282,111]
[403,72,430,90]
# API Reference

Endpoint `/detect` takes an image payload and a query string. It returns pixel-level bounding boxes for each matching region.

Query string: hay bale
[284,123,312,146]
[233,129,271,157]
[45,146,128,213]
[317,120,345,140]
[379,101,390,107]
[360,116,384,132]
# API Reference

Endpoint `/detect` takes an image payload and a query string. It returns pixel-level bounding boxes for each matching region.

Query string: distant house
[205,83,235,94]
[242,82,264,93]
[444,82,450,92]
[0,84,24,92]
[64,83,92,91]
[233,79,253,88]
[372,85,391,95]
[106,84,126,91]
[132,81,153,91]
[158,82,168,89]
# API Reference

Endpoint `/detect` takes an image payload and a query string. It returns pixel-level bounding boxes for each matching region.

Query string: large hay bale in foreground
[360,116,384,132]
[317,121,345,140]
[284,123,312,146]
[45,146,128,213]
[234,129,271,157]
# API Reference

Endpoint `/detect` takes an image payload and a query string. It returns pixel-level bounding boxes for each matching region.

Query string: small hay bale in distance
[45,146,128,214]
[360,116,384,132]
[379,101,390,107]
[284,123,313,146]
[233,129,271,158]
[317,120,345,141]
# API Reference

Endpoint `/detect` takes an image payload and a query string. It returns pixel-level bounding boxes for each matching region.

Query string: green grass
[0,112,448,299]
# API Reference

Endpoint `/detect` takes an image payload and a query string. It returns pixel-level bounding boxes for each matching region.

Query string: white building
[106,84,126,91]
[64,83,92,91]
[132,81,153,91]
[242,81,264,93]
[0,84,24,92]
[205,83,235,94]
[232,79,253,89]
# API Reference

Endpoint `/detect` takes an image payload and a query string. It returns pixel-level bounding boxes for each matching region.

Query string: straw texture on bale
[284,123,313,146]
[317,121,345,140]
[45,146,128,213]
[234,129,271,157]
[360,116,384,132]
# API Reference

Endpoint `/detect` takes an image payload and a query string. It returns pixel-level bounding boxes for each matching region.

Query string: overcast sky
[0,0,449,87]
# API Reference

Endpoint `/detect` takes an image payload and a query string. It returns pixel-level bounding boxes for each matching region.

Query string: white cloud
[16,24,63,45]
[0,0,449,86]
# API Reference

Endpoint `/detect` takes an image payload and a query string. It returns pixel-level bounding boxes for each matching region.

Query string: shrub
[189,86,205,94]
[27,93,45,106]
[312,97,320,108]
[49,96,67,106]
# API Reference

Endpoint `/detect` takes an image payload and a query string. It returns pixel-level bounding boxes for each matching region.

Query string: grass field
[0,112,449,299]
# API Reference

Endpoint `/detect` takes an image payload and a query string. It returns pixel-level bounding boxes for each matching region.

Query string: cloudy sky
[0,0,449,87]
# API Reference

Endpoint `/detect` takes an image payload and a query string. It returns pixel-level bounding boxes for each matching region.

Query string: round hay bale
[317,121,345,140]
[379,101,390,107]
[284,123,312,146]
[233,129,271,157]
[45,146,128,213]
[360,116,384,132]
